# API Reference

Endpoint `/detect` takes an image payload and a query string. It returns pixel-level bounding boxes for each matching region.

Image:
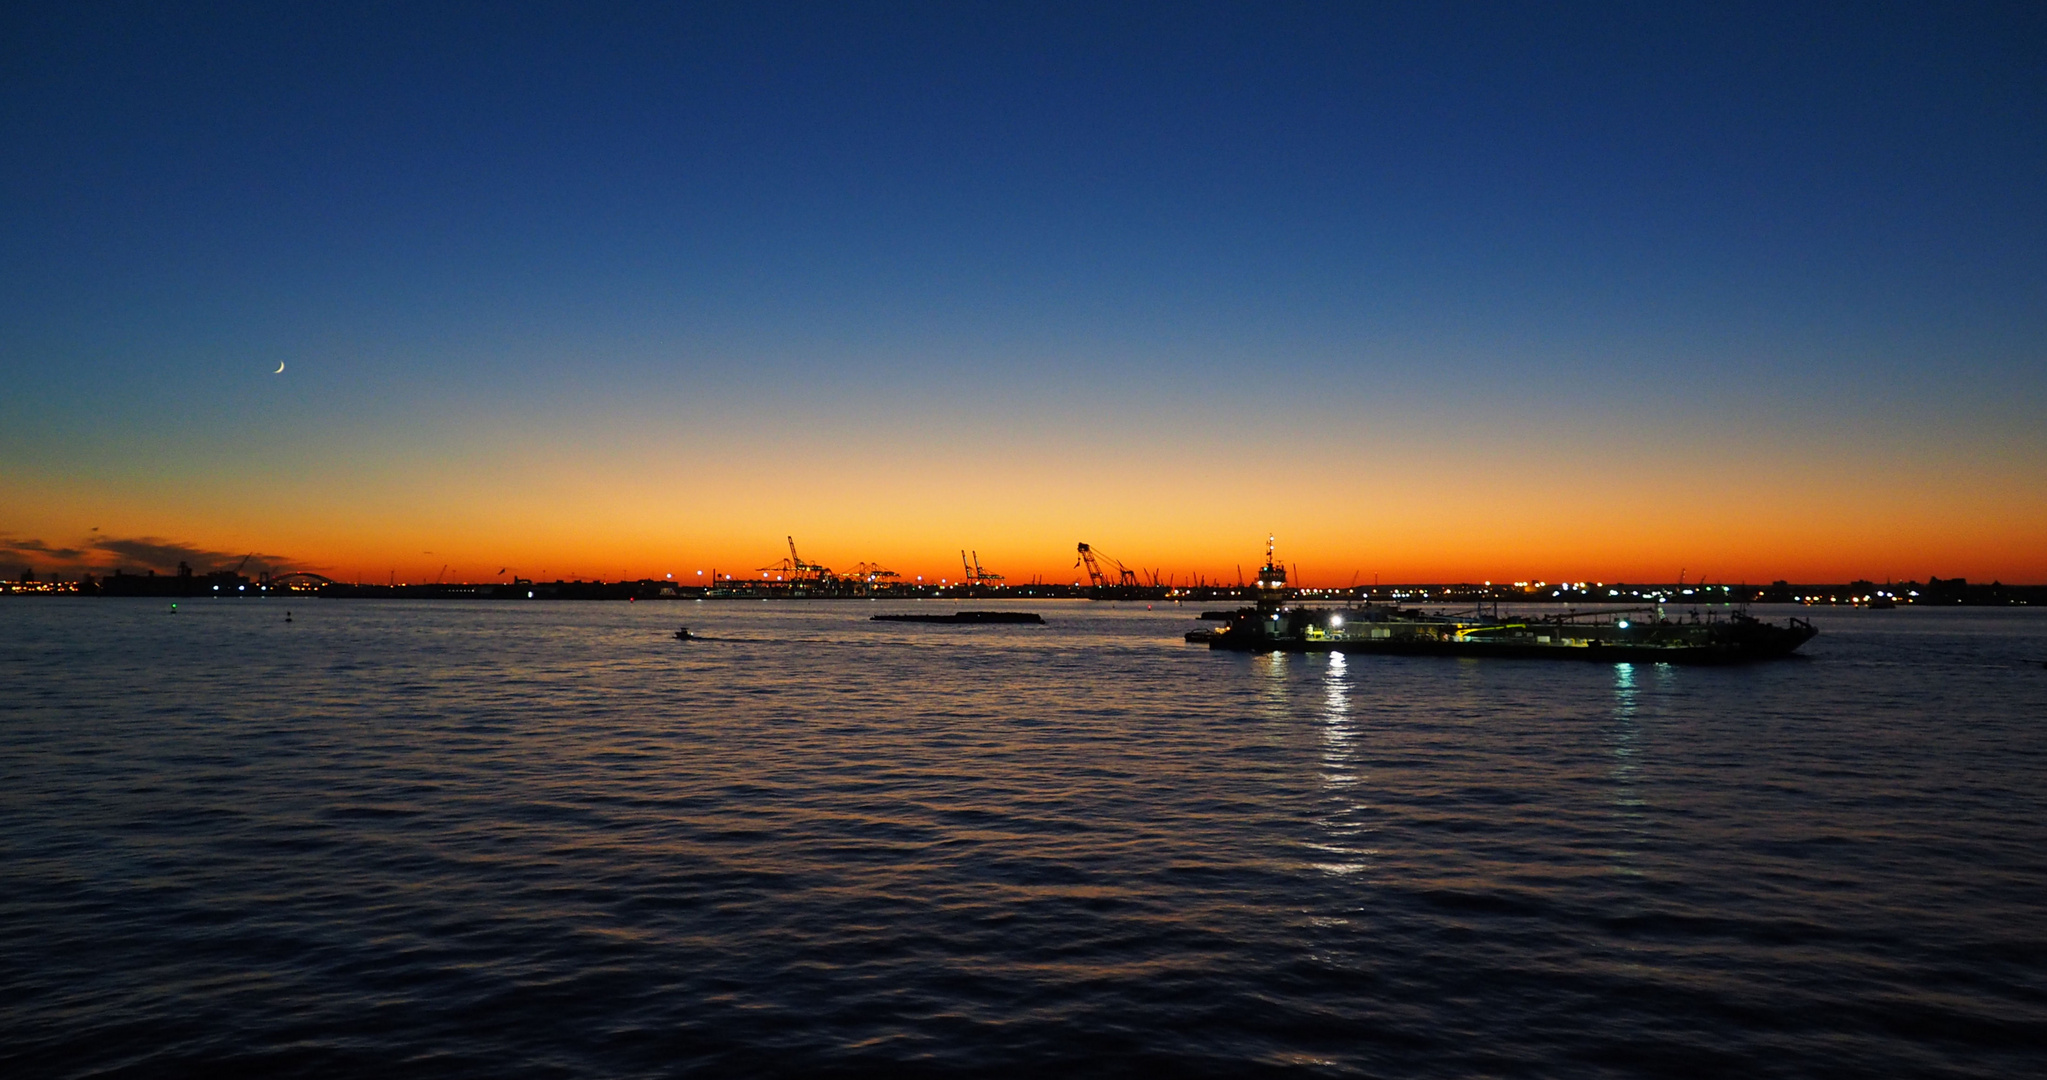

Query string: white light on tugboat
[1329,615,1342,627]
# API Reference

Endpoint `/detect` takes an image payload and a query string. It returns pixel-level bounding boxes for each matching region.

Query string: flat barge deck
[1204,538,1816,663]
[1205,604,1815,663]
[872,611,1045,624]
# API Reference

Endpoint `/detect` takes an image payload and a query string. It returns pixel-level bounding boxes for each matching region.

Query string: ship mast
[1256,534,1288,611]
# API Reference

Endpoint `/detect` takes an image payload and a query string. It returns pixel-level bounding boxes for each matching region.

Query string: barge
[872,611,1045,624]
[1205,540,1816,663]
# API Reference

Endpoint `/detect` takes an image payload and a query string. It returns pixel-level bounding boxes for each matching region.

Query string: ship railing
[1453,623,1529,639]
[1527,605,1661,623]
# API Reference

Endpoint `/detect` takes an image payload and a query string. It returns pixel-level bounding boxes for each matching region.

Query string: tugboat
[1204,540,1816,664]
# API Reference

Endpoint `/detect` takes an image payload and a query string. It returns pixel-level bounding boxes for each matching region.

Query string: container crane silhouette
[960,550,1004,586]
[758,536,834,586]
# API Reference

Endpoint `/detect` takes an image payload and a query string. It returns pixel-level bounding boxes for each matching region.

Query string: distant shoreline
[8,575,2041,607]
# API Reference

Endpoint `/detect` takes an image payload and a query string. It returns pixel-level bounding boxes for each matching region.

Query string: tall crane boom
[1075,542,1139,588]
[1076,542,1107,588]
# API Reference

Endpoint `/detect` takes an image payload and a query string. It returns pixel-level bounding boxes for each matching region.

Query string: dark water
[3,599,2044,1077]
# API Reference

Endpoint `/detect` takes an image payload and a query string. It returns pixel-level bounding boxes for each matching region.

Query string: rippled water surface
[4,599,2045,1077]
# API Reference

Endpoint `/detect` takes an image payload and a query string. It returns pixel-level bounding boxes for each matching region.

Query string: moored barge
[1206,540,1816,663]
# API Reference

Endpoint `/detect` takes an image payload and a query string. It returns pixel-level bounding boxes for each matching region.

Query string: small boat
[673,627,695,641]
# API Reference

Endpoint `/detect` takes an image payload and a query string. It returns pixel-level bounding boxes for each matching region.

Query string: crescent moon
[274,362,285,374]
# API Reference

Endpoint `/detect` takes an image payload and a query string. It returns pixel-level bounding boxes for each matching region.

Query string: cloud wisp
[1,534,295,577]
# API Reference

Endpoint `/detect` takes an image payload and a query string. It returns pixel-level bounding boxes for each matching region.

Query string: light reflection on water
[2,599,2045,1077]
[1608,662,1645,873]
[1313,651,1372,879]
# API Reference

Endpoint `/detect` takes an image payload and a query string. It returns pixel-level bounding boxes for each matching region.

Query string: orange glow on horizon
[6,441,2043,585]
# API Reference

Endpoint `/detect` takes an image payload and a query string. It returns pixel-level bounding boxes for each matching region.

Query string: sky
[3,2,2044,585]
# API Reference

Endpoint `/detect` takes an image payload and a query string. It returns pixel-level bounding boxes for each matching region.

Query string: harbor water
[3,600,2044,1077]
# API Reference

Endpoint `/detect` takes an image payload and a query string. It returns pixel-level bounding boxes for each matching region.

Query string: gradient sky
[4,2,2044,585]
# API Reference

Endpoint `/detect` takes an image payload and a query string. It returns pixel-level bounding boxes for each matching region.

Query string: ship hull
[1212,637,1805,664]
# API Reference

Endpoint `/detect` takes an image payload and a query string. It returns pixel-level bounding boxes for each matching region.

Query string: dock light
[1330,615,1343,627]
[1618,620,1630,629]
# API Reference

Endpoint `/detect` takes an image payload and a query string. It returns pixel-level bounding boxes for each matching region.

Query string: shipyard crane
[1076,543,1106,588]
[1075,542,1139,588]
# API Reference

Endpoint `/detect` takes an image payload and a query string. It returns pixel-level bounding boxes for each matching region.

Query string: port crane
[841,560,900,597]
[960,550,1004,586]
[1075,542,1140,588]
[758,536,834,586]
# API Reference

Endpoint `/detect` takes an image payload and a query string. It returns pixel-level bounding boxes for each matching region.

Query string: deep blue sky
[4,3,2044,580]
